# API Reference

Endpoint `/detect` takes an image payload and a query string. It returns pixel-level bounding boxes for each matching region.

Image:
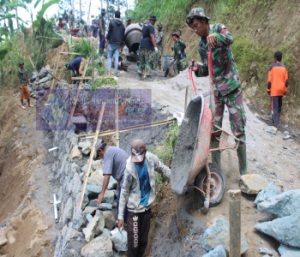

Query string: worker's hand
[117,219,124,229]
[207,33,217,48]
[154,47,158,53]
[97,192,105,205]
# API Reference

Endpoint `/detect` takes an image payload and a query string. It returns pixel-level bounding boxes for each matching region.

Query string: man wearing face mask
[187,7,247,176]
[117,139,170,257]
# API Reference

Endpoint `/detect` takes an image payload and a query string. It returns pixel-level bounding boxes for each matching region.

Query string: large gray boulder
[278,244,300,257]
[83,210,105,242]
[62,197,74,224]
[70,145,82,160]
[108,177,118,190]
[239,174,268,195]
[254,183,282,206]
[257,190,300,217]
[202,245,227,257]
[92,160,102,171]
[255,213,300,248]
[201,216,248,255]
[78,140,92,155]
[86,184,102,199]
[103,211,116,230]
[81,234,113,257]
[87,171,104,186]
[103,190,115,204]
[110,228,127,252]
[97,203,113,211]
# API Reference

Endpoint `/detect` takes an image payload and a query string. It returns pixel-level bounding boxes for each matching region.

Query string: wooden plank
[60,51,81,55]
[71,75,114,80]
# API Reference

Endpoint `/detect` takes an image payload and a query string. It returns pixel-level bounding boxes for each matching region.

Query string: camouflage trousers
[175,57,188,72]
[138,48,155,76]
[212,88,246,144]
[151,50,161,70]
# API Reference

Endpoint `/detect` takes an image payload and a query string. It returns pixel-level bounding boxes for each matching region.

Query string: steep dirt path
[118,64,300,256]
[0,89,56,257]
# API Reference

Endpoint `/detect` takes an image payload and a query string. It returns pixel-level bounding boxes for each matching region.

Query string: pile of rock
[29,65,54,98]
[200,216,248,256]
[255,184,300,256]
[48,131,126,257]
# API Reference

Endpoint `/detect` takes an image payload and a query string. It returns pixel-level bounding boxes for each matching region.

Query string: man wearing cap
[95,140,129,212]
[172,31,188,73]
[186,7,247,176]
[117,139,170,257]
[138,16,159,79]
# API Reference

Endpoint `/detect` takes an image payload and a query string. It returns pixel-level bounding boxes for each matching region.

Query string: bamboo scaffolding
[79,118,177,139]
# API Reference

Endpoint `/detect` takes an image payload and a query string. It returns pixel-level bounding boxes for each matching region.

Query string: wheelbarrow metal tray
[171,95,212,195]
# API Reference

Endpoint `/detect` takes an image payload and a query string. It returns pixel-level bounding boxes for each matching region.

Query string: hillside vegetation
[132,0,300,128]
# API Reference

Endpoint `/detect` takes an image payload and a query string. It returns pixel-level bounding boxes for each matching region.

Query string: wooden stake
[229,189,241,257]
[184,86,189,114]
[78,103,106,209]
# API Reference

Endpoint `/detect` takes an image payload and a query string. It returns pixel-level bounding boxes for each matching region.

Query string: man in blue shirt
[65,56,85,76]
[117,139,170,257]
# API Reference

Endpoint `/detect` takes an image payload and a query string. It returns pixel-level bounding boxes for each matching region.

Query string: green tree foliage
[131,0,198,29]
[0,0,62,86]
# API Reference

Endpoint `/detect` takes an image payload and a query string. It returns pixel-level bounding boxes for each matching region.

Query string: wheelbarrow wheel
[194,164,225,207]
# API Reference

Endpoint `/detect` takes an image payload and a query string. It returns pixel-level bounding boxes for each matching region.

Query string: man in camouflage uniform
[154,23,164,69]
[172,31,188,73]
[187,7,247,175]
[138,16,158,79]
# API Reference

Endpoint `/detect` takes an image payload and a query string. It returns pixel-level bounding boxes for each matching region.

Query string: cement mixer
[124,23,142,53]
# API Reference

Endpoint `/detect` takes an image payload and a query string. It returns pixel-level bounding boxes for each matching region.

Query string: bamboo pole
[60,51,81,55]
[79,118,177,139]
[229,189,241,257]
[71,75,113,80]
[78,103,106,209]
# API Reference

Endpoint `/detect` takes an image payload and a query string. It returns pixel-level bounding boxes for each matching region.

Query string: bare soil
[0,89,56,257]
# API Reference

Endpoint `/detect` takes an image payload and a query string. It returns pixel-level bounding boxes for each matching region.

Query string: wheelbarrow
[170,52,240,212]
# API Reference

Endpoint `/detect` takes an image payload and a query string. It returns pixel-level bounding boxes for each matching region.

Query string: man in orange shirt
[267,51,288,129]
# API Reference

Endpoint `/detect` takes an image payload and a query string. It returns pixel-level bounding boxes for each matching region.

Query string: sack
[110,227,128,252]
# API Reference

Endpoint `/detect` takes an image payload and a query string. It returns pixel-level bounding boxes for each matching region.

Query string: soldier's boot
[237,143,247,176]
[211,139,221,169]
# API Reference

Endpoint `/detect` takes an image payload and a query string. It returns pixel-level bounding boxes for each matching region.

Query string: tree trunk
[15,7,19,30]
[79,0,82,20]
